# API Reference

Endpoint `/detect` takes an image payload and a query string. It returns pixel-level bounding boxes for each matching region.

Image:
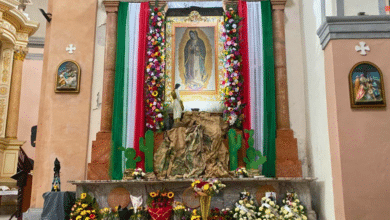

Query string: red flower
[154,8,158,12]
[90,214,96,219]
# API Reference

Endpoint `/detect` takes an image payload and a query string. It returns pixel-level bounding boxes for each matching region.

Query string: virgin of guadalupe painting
[55,60,81,93]
[184,30,207,90]
[349,62,386,108]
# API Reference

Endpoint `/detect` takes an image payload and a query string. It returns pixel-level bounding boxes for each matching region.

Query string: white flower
[235,208,240,212]
[240,210,245,215]
[269,201,275,206]
[239,200,244,204]
[232,24,237,28]
[303,216,307,220]
[292,202,297,207]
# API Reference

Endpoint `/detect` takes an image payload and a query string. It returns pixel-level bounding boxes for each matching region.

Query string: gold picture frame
[349,61,386,108]
[55,60,81,93]
[165,11,224,112]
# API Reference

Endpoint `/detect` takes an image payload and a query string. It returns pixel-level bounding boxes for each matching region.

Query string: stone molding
[270,0,287,10]
[28,36,45,48]
[317,15,390,50]
[103,1,120,13]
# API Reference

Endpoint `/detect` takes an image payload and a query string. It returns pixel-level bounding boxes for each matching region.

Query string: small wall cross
[355,42,370,56]
[66,44,76,54]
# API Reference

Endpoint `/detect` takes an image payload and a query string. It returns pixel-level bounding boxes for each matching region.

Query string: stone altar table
[70,177,317,220]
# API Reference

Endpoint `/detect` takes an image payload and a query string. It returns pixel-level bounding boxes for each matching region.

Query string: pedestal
[275,130,302,177]
[87,132,111,180]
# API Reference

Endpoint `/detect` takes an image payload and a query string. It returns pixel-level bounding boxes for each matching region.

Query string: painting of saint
[55,60,80,92]
[349,62,386,108]
[184,30,207,90]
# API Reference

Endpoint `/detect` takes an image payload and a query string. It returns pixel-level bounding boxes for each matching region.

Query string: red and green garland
[222,7,245,128]
[145,6,166,131]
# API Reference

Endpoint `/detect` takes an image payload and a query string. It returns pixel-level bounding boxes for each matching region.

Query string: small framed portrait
[349,61,386,108]
[55,60,81,93]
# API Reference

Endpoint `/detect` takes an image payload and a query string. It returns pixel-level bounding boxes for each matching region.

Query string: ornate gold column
[5,47,28,139]
[88,1,120,180]
[270,0,302,177]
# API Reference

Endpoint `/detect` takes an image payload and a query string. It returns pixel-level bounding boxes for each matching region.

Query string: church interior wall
[30,0,98,208]
[325,39,390,220]
[18,47,44,160]
[300,0,336,219]
[87,0,106,164]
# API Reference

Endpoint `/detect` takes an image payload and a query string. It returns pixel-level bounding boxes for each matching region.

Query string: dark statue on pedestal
[52,158,61,192]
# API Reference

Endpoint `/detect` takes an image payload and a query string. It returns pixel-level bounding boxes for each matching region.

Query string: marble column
[100,0,120,133]
[88,1,120,180]
[5,47,28,139]
[270,0,302,177]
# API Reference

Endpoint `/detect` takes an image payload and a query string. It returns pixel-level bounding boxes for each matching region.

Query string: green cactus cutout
[243,129,267,170]
[119,147,141,169]
[228,129,242,171]
[139,130,154,173]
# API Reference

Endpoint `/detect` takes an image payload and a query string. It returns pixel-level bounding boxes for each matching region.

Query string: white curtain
[126,3,141,153]
[247,1,264,152]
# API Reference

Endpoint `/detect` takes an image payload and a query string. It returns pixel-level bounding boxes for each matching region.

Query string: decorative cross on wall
[66,44,76,54]
[355,42,370,56]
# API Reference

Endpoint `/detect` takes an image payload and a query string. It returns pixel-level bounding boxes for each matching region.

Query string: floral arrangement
[190,209,201,220]
[132,168,146,179]
[191,179,226,196]
[208,208,228,220]
[145,6,166,131]
[220,208,234,220]
[232,192,257,220]
[222,7,245,128]
[147,190,175,208]
[70,193,100,220]
[100,207,118,220]
[235,167,249,177]
[256,197,279,220]
[278,192,307,220]
[130,207,150,220]
[173,202,192,220]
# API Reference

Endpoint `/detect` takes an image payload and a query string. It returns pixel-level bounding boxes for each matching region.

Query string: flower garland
[145,6,166,131]
[222,7,245,128]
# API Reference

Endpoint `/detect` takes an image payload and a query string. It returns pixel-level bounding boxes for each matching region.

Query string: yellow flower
[76,216,82,220]
[150,192,157,198]
[80,193,87,200]
[204,184,210,190]
[85,218,90,220]
[152,91,158,97]
[81,211,86,216]
[167,192,174,199]
[82,204,88,208]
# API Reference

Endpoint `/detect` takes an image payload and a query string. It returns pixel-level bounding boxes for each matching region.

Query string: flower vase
[148,207,173,220]
[238,174,244,179]
[199,195,211,220]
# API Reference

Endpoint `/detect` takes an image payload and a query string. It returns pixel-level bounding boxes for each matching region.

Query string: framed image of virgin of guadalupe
[165,11,224,112]
[349,61,386,108]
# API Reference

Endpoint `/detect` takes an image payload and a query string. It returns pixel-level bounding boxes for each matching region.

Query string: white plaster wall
[87,0,106,163]
[300,0,336,219]
[344,0,379,16]
[284,0,308,177]
[325,0,337,16]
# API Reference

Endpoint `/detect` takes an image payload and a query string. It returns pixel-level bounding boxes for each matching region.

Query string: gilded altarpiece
[165,12,224,112]
[0,45,14,137]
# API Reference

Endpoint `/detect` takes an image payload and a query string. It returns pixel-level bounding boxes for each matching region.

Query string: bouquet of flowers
[100,207,119,220]
[147,190,175,220]
[70,193,100,220]
[220,208,234,220]
[232,192,257,220]
[208,208,224,220]
[190,209,201,220]
[191,179,226,196]
[278,192,307,220]
[130,207,150,220]
[173,202,192,220]
[132,168,145,179]
[256,196,279,220]
[235,167,249,178]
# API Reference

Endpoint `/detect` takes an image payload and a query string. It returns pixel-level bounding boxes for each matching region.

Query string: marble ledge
[69,177,317,185]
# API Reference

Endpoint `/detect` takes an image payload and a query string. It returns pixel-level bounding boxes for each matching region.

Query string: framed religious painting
[349,61,386,108]
[165,11,224,112]
[55,60,81,93]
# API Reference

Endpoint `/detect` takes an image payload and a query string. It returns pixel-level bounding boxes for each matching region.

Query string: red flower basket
[148,206,173,220]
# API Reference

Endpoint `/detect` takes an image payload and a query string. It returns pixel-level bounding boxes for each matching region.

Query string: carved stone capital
[13,46,28,61]
[103,1,120,13]
[270,0,287,10]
